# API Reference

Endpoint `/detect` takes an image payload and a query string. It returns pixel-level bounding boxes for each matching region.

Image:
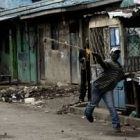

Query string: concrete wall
[44,22,70,84]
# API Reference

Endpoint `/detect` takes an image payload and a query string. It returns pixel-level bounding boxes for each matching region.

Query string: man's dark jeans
[85,83,120,128]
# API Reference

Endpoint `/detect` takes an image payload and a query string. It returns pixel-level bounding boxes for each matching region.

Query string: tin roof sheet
[0,0,100,21]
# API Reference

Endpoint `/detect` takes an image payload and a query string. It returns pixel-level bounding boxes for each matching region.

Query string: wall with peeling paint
[44,22,70,84]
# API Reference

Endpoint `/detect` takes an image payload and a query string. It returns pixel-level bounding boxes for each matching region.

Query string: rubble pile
[0,84,79,114]
[0,85,79,104]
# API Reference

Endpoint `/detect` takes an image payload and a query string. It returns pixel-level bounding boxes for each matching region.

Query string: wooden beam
[89,15,120,28]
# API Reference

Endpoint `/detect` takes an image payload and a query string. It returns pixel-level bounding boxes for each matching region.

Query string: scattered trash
[31,100,44,105]
[81,116,85,119]
[56,105,70,114]
[124,123,130,126]
[24,98,35,104]
[45,111,49,113]
[129,111,137,117]
[0,85,79,115]
[99,132,102,135]
[56,82,69,87]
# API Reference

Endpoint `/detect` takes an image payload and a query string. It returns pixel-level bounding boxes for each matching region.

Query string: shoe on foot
[86,116,94,123]
[84,109,93,123]
[113,127,121,133]
[75,99,84,104]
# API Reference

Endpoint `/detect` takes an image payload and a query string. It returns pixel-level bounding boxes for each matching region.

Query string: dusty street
[0,101,140,140]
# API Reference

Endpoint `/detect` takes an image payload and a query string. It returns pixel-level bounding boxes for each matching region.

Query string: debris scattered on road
[124,123,130,126]
[81,116,85,119]
[44,110,49,113]
[0,85,79,114]
[0,85,78,103]
[24,98,35,104]
[56,104,70,115]
[99,132,102,135]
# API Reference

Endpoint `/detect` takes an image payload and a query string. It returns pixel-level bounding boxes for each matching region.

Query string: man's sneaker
[75,99,84,104]
[86,115,94,123]
[113,127,121,133]
[84,109,94,123]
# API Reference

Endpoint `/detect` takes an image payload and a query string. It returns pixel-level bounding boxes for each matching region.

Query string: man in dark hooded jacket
[78,38,91,102]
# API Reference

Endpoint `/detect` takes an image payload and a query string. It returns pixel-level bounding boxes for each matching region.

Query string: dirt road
[0,102,140,140]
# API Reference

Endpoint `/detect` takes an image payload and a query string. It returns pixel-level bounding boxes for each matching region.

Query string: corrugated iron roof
[0,0,100,21]
[0,0,32,9]
[20,0,100,15]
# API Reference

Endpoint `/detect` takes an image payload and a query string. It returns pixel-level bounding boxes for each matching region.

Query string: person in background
[84,47,133,132]
[78,38,91,102]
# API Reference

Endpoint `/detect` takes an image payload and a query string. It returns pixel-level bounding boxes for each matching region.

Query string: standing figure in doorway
[78,38,91,102]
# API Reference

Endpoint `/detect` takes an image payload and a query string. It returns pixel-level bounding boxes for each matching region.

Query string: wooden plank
[125,104,136,108]
[89,15,120,28]
[124,56,140,72]
[132,81,139,117]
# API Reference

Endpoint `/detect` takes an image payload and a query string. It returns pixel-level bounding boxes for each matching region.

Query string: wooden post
[132,80,139,117]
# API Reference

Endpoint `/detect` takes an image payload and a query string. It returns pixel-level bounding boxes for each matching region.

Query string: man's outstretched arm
[92,53,108,69]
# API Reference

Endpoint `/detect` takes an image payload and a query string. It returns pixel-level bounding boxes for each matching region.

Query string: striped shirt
[94,59,124,93]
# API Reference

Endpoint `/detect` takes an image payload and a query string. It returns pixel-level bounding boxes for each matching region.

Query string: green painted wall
[28,26,37,83]
[16,25,37,83]
[0,24,37,83]
[17,27,30,83]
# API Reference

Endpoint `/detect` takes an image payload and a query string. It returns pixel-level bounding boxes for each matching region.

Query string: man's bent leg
[103,91,120,129]
[85,83,103,122]
[79,70,86,102]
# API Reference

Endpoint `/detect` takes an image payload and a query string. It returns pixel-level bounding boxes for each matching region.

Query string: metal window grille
[126,28,140,56]
[89,27,110,64]
[124,28,140,72]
